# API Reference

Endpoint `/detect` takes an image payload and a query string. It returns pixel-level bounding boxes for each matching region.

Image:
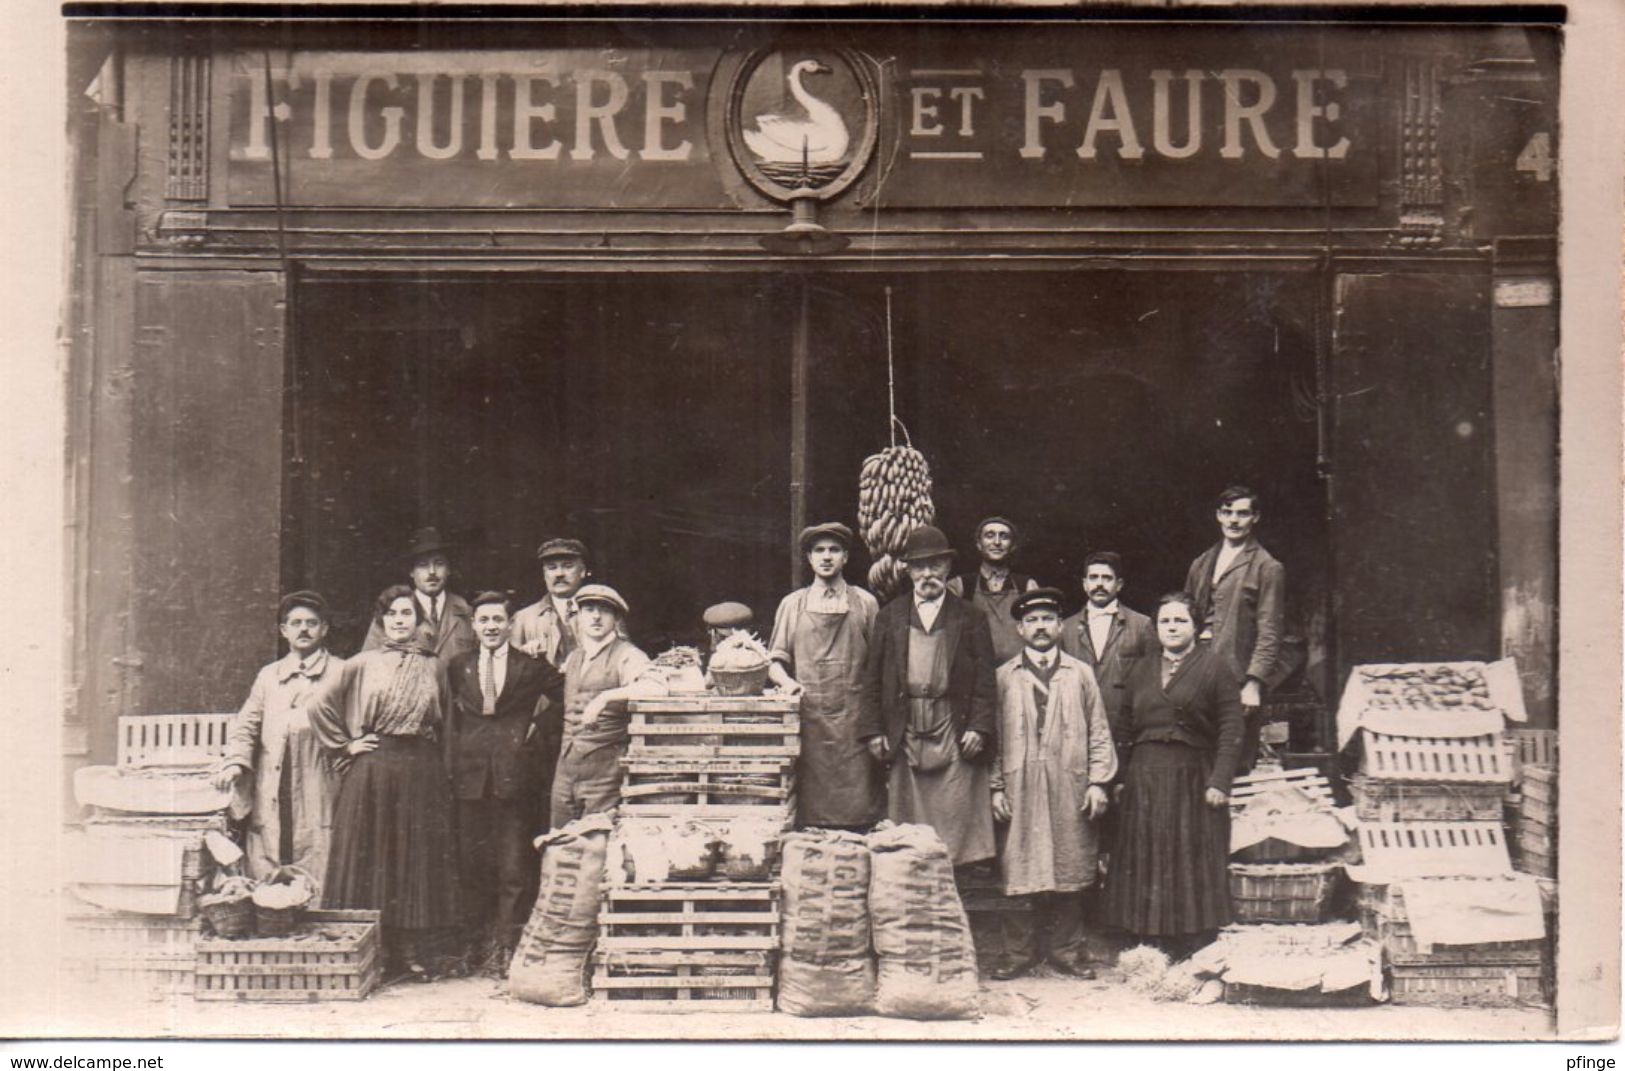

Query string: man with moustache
[362,527,476,669]
[512,538,593,669]
[446,592,565,977]
[950,517,1039,666]
[858,525,998,867]
[768,522,880,830]
[214,591,345,894]
[989,588,1118,980]
[1184,486,1288,770]
[1058,552,1157,742]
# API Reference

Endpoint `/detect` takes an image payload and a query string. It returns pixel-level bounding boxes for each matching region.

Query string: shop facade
[63,15,1560,771]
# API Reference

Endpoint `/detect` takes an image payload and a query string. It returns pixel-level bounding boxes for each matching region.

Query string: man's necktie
[481,652,497,715]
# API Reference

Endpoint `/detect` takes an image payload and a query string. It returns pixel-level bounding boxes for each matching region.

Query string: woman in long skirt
[310,584,463,980]
[1102,592,1245,956]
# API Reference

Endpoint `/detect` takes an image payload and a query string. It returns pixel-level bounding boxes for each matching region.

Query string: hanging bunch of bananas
[858,445,936,602]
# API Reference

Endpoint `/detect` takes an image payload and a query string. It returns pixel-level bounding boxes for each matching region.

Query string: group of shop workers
[215,485,1286,985]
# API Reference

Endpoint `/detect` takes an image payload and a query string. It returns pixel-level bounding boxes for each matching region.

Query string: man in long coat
[446,591,565,976]
[857,525,998,867]
[1184,485,1290,770]
[990,587,1118,979]
[1058,551,1157,743]
[363,526,476,669]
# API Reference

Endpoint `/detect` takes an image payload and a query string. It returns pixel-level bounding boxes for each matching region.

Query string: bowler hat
[1011,586,1066,621]
[401,527,452,562]
[703,601,754,629]
[278,590,328,621]
[899,525,956,563]
[575,583,629,617]
[536,537,588,562]
[799,522,854,554]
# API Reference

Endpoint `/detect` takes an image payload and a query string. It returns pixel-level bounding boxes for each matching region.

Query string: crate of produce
[1354,821,1511,878]
[620,758,795,818]
[119,713,234,769]
[598,883,780,952]
[1388,963,1546,1007]
[1228,862,1341,923]
[1358,730,1511,784]
[626,697,800,760]
[1348,775,1506,823]
[193,909,380,1002]
[590,949,775,1012]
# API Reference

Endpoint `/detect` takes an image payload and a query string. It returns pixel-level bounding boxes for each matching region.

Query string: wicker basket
[200,896,256,938]
[255,904,303,937]
[710,665,770,697]
[1229,862,1341,923]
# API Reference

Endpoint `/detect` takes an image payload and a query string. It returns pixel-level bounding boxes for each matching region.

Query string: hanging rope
[263,50,302,465]
[884,285,912,449]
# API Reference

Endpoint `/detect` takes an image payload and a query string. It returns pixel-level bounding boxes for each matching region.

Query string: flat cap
[799,522,854,553]
[278,590,328,620]
[574,583,629,616]
[975,516,1020,542]
[703,601,754,629]
[1012,586,1067,621]
[536,537,588,561]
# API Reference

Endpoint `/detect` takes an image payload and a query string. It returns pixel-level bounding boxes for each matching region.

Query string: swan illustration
[743,59,850,165]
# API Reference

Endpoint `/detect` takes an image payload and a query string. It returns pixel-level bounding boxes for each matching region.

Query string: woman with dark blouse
[310,584,463,980]
[1102,591,1245,954]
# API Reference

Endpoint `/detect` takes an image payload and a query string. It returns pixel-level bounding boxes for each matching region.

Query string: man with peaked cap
[989,587,1118,980]
[950,516,1040,666]
[858,525,998,865]
[551,584,665,827]
[705,602,801,693]
[362,526,476,668]
[512,537,593,669]
[445,591,566,976]
[768,522,882,830]
[214,590,346,895]
[1058,551,1157,743]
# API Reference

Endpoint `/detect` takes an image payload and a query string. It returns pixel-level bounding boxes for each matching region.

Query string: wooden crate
[591,949,775,1012]
[119,714,233,769]
[1229,765,1337,810]
[1389,963,1547,1007]
[1355,821,1511,878]
[1508,729,1558,768]
[194,909,380,1002]
[1373,917,1545,966]
[64,911,200,1001]
[1348,775,1506,823]
[626,697,799,760]
[620,758,795,819]
[1358,730,1511,784]
[598,883,780,952]
[1228,862,1340,923]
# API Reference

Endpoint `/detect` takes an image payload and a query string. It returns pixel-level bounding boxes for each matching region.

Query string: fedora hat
[899,525,956,563]
[401,526,452,563]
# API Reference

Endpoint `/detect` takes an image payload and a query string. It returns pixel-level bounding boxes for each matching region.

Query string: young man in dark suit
[1058,551,1157,742]
[447,591,564,977]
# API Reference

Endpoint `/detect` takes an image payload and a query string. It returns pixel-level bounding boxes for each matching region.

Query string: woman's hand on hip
[345,733,380,756]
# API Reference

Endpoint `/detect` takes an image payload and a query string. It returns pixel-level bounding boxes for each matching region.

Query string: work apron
[793,592,882,827]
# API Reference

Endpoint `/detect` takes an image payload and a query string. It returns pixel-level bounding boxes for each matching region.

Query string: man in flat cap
[989,587,1118,979]
[950,517,1040,667]
[706,603,800,693]
[858,525,998,866]
[1058,551,1157,744]
[768,522,882,830]
[363,526,476,669]
[553,584,665,826]
[512,538,593,669]
[214,591,345,895]
[446,591,566,976]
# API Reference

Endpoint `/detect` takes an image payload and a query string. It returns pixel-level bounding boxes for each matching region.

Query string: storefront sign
[227,31,1378,210]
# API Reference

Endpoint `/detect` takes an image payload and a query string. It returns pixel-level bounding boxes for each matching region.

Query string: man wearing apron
[858,525,998,867]
[949,516,1039,667]
[768,523,881,831]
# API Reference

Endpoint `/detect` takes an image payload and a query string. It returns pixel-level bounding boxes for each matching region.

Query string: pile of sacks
[778,823,978,1020]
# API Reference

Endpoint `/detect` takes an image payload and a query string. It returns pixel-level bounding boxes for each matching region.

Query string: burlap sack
[781,830,872,962]
[776,953,877,1017]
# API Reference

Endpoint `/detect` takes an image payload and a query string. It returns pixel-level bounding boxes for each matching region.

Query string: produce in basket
[857,445,936,603]
[251,868,316,910]
[709,633,771,672]
[652,646,708,694]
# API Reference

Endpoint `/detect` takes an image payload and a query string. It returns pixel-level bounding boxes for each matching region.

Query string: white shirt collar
[276,648,328,682]
[552,593,577,618]
[483,642,510,662]
[416,590,443,617]
[582,632,617,660]
[813,576,847,597]
[1088,601,1119,617]
[1025,647,1054,670]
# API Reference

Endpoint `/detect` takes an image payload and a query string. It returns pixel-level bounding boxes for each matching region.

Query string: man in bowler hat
[363,527,476,668]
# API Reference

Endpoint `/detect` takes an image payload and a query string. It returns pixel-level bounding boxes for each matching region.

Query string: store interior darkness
[288,270,1331,709]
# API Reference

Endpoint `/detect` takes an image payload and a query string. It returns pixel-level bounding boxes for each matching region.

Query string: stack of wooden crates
[594,694,798,1011]
[1344,663,1549,1007]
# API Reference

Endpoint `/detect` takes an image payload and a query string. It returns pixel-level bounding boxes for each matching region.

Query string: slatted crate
[1358,730,1511,783]
[620,758,795,820]
[598,883,780,952]
[1348,775,1506,823]
[1356,878,1549,967]
[64,910,200,1000]
[1389,963,1547,1007]
[1508,729,1558,769]
[119,713,234,769]
[194,909,380,1002]
[1355,821,1512,878]
[591,949,775,1012]
[626,697,800,761]
[1520,764,1557,828]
